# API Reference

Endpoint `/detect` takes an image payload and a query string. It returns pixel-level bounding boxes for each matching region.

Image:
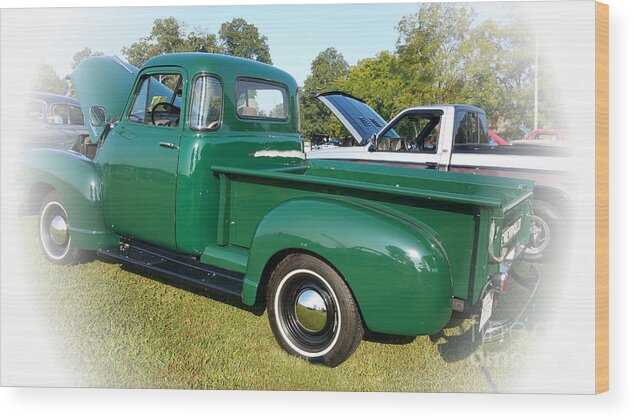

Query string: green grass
[20,216,549,392]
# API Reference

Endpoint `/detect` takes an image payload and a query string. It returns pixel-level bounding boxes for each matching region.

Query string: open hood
[71,56,139,141]
[316,92,388,145]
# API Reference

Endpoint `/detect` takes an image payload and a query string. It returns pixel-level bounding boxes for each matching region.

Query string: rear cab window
[235,78,288,121]
[453,110,488,148]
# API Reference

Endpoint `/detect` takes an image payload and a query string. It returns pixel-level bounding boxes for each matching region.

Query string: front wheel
[267,254,364,367]
[38,190,87,265]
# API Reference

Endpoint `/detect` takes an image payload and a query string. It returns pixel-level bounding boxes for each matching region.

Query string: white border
[1,0,633,419]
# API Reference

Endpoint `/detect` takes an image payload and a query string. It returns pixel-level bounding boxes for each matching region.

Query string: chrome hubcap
[526,215,550,255]
[294,289,328,332]
[49,215,68,246]
[40,200,71,260]
[277,269,340,356]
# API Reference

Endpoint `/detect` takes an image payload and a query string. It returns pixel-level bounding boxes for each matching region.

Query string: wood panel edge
[595,0,609,395]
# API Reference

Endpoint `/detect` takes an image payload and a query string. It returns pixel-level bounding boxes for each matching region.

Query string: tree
[186,29,219,54]
[121,17,272,67]
[32,63,68,95]
[459,19,555,134]
[71,47,104,69]
[394,3,553,137]
[122,17,219,67]
[396,3,474,105]
[218,18,272,64]
[304,47,349,90]
[337,51,410,121]
[303,3,553,139]
[299,48,349,139]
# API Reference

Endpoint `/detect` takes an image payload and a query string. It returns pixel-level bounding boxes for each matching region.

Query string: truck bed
[212,159,533,302]
[213,159,533,211]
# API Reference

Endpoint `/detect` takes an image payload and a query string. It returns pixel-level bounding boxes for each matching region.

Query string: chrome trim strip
[502,190,533,213]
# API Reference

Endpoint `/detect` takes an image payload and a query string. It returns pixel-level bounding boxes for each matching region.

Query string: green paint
[22,53,533,337]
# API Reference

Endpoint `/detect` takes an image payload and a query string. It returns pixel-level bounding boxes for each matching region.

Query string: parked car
[308,93,570,261]
[21,92,88,151]
[21,54,537,366]
[523,129,566,142]
[488,130,510,146]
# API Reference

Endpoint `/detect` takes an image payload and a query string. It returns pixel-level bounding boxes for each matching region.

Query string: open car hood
[316,92,389,145]
[71,56,139,141]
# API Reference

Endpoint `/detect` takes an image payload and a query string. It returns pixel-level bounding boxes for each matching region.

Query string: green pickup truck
[21,54,535,366]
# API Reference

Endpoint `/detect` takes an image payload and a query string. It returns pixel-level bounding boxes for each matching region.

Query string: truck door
[372,109,444,169]
[97,67,186,250]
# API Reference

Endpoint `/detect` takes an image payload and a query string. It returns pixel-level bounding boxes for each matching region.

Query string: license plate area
[479,290,494,332]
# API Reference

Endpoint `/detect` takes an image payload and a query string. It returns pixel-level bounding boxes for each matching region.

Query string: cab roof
[30,91,81,106]
[143,53,297,91]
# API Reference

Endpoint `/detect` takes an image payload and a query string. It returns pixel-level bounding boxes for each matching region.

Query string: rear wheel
[267,254,364,367]
[38,190,86,265]
[524,200,559,262]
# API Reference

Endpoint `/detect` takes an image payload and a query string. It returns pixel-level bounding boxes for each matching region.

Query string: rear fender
[243,197,453,336]
[22,149,118,250]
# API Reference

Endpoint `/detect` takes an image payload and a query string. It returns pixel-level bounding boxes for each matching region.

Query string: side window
[128,73,183,128]
[47,104,69,125]
[454,111,488,145]
[235,78,288,120]
[129,78,149,123]
[377,113,441,153]
[189,75,222,130]
[69,105,85,125]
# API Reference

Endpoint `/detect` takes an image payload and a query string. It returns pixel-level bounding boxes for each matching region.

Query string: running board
[97,240,244,298]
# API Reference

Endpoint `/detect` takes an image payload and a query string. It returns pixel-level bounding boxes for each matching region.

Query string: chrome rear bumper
[482,264,541,343]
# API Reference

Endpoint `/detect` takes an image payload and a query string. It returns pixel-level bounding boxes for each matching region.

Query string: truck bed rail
[211,165,507,208]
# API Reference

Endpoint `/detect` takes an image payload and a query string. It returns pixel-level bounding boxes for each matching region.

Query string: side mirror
[89,106,107,127]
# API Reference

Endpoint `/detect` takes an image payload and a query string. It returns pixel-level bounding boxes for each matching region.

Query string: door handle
[159,142,179,150]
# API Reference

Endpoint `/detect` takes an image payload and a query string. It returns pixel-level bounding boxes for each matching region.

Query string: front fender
[243,197,453,336]
[22,149,118,250]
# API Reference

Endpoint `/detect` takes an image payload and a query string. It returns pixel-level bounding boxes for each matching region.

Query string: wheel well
[255,248,302,307]
[256,249,367,327]
[532,186,568,212]
[23,182,55,215]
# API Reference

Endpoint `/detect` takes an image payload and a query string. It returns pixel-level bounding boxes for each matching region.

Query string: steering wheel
[151,102,180,126]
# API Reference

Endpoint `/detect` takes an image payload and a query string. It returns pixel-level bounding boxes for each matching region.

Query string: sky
[0,2,514,85]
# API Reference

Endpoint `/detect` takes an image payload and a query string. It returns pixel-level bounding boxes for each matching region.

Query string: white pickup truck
[307,92,570,260]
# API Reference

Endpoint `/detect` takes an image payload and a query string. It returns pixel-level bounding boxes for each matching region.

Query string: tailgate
[498,191,533,254]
